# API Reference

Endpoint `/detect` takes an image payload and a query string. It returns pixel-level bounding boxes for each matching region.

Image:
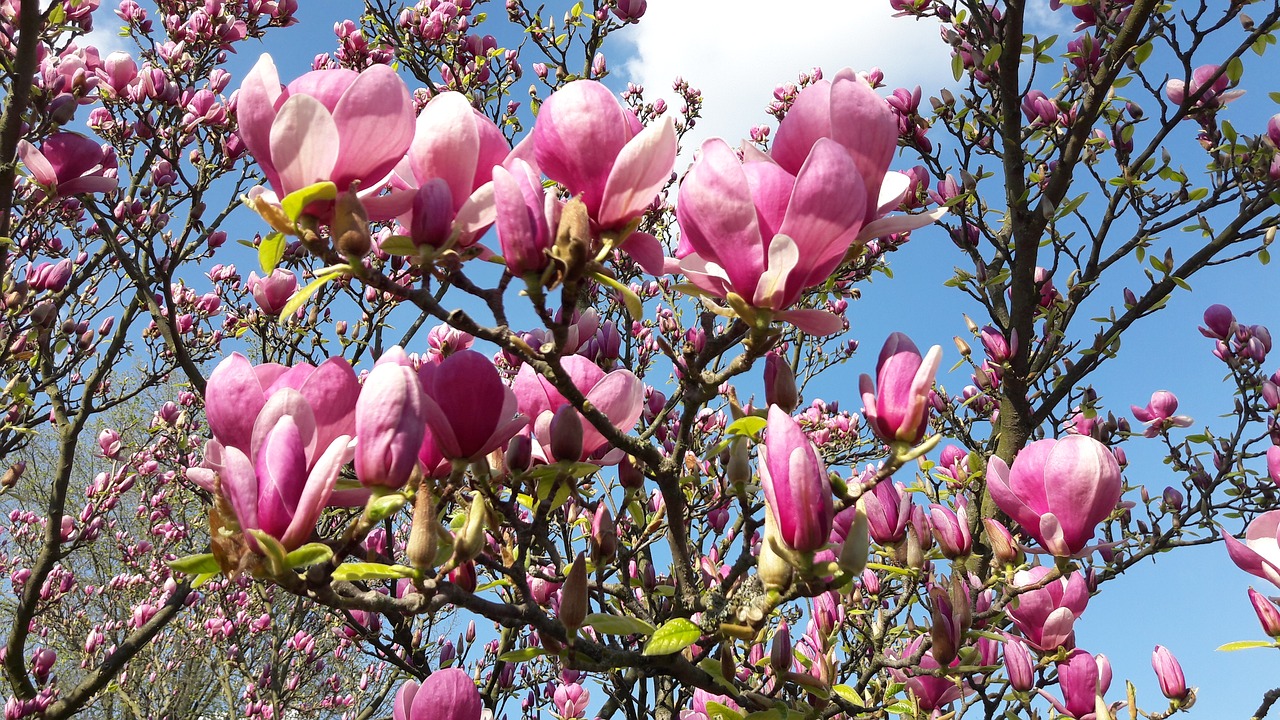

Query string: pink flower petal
[269,94,340,196]
[598,115,676,228]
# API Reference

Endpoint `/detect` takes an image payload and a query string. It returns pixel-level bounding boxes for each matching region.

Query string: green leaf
[365,492,409,523]
[1216,640,1274,652]
[1133,41,1153,64]
[379,235,419,257]
[258,231,286,273]
[276,269,343,323]
[951,52,964,82]
[742,711,786,720]
[885,699,918,715]
[191,571,218,589]
[497,647,548,663]
[833,684,864,706]
[592,270,644,320]
[706,702,745,720]
[247,530,288,574]
[284,542,333,568]
[982,43,1002,68]
[584,613,656,636]
[168,553,220,576]
[642,618,701,656]
[1226,56,1244,84]
[725,415,767,438]
[281,181,337,222]
[330,562,419,582]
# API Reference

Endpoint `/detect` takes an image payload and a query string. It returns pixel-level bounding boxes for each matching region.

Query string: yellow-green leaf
[725,416,767,438]
[592,270,644,320]
[1216,640,1274,652]
[276,270,344,323]
[284,542,333,568]
[497,647,548,663]
[281,181,337,221]
[330,562,419,582]
[379,235,419,257]
[584,613,656,636]
[642,618,701,656]
[259,231,286,273]
[168,553,220,575]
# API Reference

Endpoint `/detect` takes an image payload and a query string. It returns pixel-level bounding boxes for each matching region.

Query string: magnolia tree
[3,0,1280,718]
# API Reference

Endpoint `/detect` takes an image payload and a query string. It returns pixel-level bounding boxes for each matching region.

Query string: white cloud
[618,1,955,154]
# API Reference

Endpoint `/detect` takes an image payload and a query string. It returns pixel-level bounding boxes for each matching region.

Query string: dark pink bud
[860,333,942,445]
[1152,645,1188,701]
[1200,304,1236,340]
[1004,635,1034,691]
[549,405,584,464]
[1249,588,1280,637]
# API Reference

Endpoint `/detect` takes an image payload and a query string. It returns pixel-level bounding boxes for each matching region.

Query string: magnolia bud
[450,494,488,567]
[449,560,478,594]
[505,435,533,475]
[770,621,792,677]
[559,553,588,636]
[550,405,583,463]
[333,188,372,258]
[591,504,616,561]
[837,499,870,575]
[758,514,794,593]
[618,455,645,490]
[726,438,752,486]
[764,354,799,413]
[983,518,1020,565]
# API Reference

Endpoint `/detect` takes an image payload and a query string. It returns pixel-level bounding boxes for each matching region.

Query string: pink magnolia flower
[417,350,526,463]
[393,669,483,720]
[1007,566,1089,651]
[190,353,367,509]
[1268,113,1280,147]
[1165,64,1245,110]
[18,132,118,197]
[1003,634,1035,691]
[355,357,427,489]
[1045,650,1107,720]
[393,91,510,249]
[247,269,297,315]
[552,682,590,719]
[1130,390,1192,437]
[493,158,559,277]
[1152,646,1189,702]
[929,499,972,558]
[862,478,910,545]
[1223,509,1280,589]
[860,332,942,445]
[887,637,965,713]
[986,435,1122,557]
[25,260,74,292]
[513,354,644,465]
[235,54,414,217]
[1249,587,1280,637]
[532,79,675,273]
[759,405,834,554]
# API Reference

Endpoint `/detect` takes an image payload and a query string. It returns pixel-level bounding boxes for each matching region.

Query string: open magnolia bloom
[671,69,945,335]
[1223,510,1280,589]
[236,53,415,220]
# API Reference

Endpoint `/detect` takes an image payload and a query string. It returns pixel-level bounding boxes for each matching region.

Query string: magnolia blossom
[493,158,559,277]
[860,332,942,445]
[1007,566,1089,651]
[1223,509,1280,589]
[1165,64,1245,110]
[393,91,510,249]
[17,132,118,197]
[1130,390,1192,437]
[416,349,526,467]
[393,669,482,720]
[672,70,941,334]
[532,79,674,273]
[513,354,644,465]
[987,435,1122,557]
[190,354,367,508]
[236,54,414,217]
[759,405,834,554]
[247,269,297,315]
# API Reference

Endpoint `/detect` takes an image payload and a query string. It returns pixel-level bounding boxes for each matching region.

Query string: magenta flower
[533,79,675,233]
[1152,646,1189,702]
[202,389,354,551]
[417,350,526,463]
[1165,64,1245,110]
[1199,303,1236,339]
[192,353,367,508]
[235,54,414,216]
[928,499,972,559]
[355,357,427,489]
[394,91,510,249]
[25,260,74,292]
[862,478,910,545]
[888,637,965,713]
[1007,566,1089,651]
[247,269,297,316]
[1249,587,1280,637]
[1130,390,1192,437]
[493,158,558,277]
[1222,509,1280,589]
[1268,113,1280,147]
[1003,634,1035,692]
[393,669,483,720]
[513,354,644,465]
[1047,650,1104,720]
[18,132,118,197]
[986,435,1122,557]
[860,332,943,445]
[673,135,869,335]
[552,682,590,719]
[759,405,834,554]
[1269,446,1280,485]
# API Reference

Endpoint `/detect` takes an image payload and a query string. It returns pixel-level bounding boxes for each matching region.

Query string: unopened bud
[726,438,752,486]
[1249,588,1280,638]
[837,499,870,575]
[450,493,488,567]
[559,552,589,635]
[549,405,584,463]
[449,560,478,593]
[770,621,792,676]
[764,354,799,413]
[617,455,644,489]
[591,504,616,561]
[552,197,593,286]
[983,518,1020,565]
[758,514,793,592]
[333,188,372,259]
